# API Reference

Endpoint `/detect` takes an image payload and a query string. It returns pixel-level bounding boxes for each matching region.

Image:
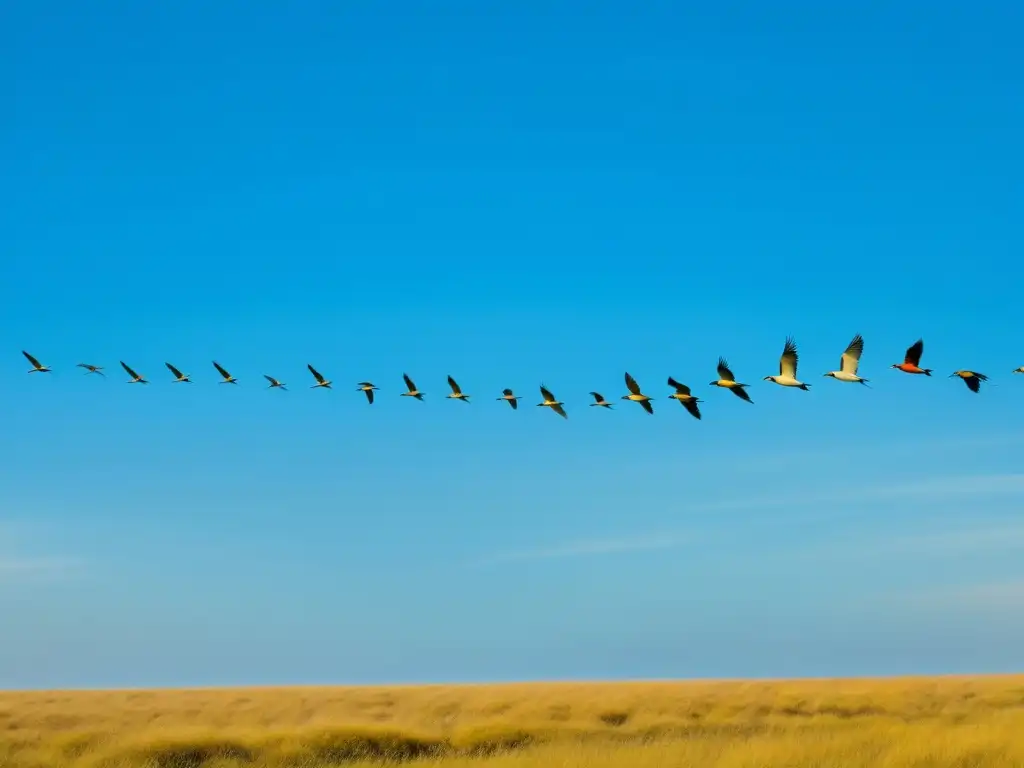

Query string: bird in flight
[1013,367,1024,374]
[667,377,702,420]
[357,381,378,404]
[22,351,51,373]
[537,384,567,419]
[212,361,238,385]
[497,388,520,409]
[264,375,287,391]
[589,391,613,408]
[446,375,471,403]
[77,363,105,377]
[307,364,331,389]
[892,338,932,376]
[710,357,753,403]
[165,362,192,383]
[764,337,810,390]
[120,361,148,384]
[401,373,425,400]
[824,333,869,386]
[622,372,655,414]
[950,370,989,393]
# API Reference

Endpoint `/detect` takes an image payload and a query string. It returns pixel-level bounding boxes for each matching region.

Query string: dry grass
[3,675,1024,766]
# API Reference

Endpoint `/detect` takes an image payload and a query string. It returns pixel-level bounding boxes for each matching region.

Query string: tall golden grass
[2,675,1024,767]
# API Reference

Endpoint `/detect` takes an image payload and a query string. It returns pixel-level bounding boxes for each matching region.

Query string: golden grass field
[3,675,1024,767]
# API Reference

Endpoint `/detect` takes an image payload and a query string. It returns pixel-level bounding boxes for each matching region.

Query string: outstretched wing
[22,350,42,368]
[166,362,184,378]
[403,373,416,392]
[683,398,702,420]
[120,361,139,379]
[640,399,654,415]
[717,357,736,382]
[264,374,277,385]
[667,376,690,395]
[213,361,232,379]
[589,391,604,402]
[624,371,641,395]
[307,364,325,384]
[904,339,924,367]
[551,402,567,419]
[539,384,555,402]
[841,334,864,374]
[364,388,375,404]
[780,337,799,378]
[447,375,462,395]
[731,386,753,404]
[965,374,980,393]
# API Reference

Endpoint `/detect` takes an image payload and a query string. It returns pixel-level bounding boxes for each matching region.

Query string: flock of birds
[20,335,1024,420]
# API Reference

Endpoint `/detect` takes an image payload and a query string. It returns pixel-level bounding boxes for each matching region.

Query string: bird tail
[923,369,933,376]
[859,379,872,388]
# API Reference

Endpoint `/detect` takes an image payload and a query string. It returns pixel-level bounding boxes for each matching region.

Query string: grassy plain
[2,675,1024,767]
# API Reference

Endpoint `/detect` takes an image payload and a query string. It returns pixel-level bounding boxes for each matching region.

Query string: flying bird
[212,361,238,384]
[165,362,192,383]
[77,363,105,377]
[1013,367,1024,374]
[950,370,989,393]
[120,361,148,384]
[22,351,51,373]
[892,338,932,376]
[401,373,425,400]
[264,375,287,391]
[357,381,378,404]
[589,391,613,408]
[667,377,702,420]
[622,372,655,414]
[537,385,567,419]
[824,333,870,386]
[710,357,753,403]
[764,337,810,390]
[446,375,471,402]
[497,388,521,409]
[307,364,332,389]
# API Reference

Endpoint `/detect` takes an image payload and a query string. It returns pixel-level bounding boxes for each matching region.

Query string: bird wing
[307,364,325,383]
[965,375,980,393]
[717,357,736,382]
[905,339,924,366]
[365,388,375,404]
[780,337,799,378]
[540,385,555,402]
[509,398,518,410]
[640,399,654,414]
[213,361,231,379]
[731,386,753,403]
[552,402,567,419]
[403,373,416,392]
[624,371,641,395]
[840,334,864,374]
[76,363,88,369]
[683,398,702,420]
[667,376,690,395]
[264,374,277,385]
[22,351,42,368]
[166,362,184,378]
[120,361,139,378]
[447,375,462,395]
[589,391,604,402]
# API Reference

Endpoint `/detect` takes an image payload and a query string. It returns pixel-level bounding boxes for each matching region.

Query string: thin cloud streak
[477,532,689,566]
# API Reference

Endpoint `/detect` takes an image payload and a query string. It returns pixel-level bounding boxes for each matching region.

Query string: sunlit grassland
[3,675,1024,767]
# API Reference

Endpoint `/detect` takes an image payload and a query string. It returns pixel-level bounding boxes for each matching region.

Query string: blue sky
[3,1,1024,689]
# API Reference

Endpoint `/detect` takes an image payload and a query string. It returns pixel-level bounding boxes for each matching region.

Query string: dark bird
[77,363,105,377]
[213,361,238,384]
[950,370,988,393]
[589,391,613,408]
[165,362,192,383]
[667,376,702,420]
[892,338,932,376]
[22,351,51,373]
[622,372,655,414]
[264,375,288,391]
[710,357,753,403]
[120,361,148,384]
[357,381,379,404]
[401,373,425,400]
[537,385,567,419]
[307,364,332,389]
[497,388,520,409]
[446,375,470,402]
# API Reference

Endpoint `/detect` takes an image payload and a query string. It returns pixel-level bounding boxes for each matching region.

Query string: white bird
[401,373,425,400]
[446,375,471,402]
[497,388,521,409]
[120,361,148,384]
[213,361,238,385]
[824,333,870,386]
[537,384,567,419]
[764,337,810,390]
[308,364,332,389]
[357,381,378,404]
[165,362,192,383]
[264,375,288,391]
[622,372,655,414]
[77,363,105,377]
[22,351,51,373]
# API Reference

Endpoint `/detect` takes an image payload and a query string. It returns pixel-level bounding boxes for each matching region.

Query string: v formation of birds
[20,336,1020,419]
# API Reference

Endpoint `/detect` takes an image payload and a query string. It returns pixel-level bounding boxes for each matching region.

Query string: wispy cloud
[476,532,689,566]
